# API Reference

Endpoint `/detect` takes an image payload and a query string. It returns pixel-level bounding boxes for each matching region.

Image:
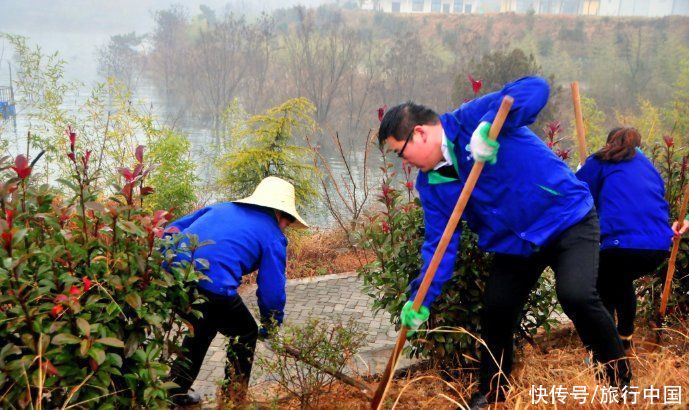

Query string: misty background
[1,1,688,226]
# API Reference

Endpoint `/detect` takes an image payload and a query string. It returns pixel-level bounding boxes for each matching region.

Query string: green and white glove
[400,301,430,337]
[466,121,499,165]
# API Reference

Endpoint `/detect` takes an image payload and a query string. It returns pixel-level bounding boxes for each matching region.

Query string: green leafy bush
[143,126,198,218]
[0,132,206,408]
[357,154,559,367]
[642,137,689,321]
[254,318,366,409]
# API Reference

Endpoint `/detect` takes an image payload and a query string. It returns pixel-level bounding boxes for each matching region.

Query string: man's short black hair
[377,102,439,145]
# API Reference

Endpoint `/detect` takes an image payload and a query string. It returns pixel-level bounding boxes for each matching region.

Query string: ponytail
[593,127,641,162]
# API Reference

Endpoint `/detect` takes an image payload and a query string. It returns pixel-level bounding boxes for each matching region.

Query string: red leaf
[67,152,76,162]
[50,305,64,318]
[135,145,144,163]
[132,163,144,179]
[117,167,134,181]
[545,121,562,140]
[377,104,388,122]
[555,148,571,160]
[153,210,169,225]
[468,74,482,95]
[121,183,133,199]
[153,227,165,238]
[5,210,13,227]
[381,221,390,234]
[43,359,60,376]
[66,126,76,146]
[11,155,32,179]
[140,186,154,196]
[663,135,674,148]
[82,150,92,168]
[69,285,82,296]
[54,294,69,304]
[164,226,181,235]
[382,184,391,198]
[2,231,12,249]
[82,276,92,291]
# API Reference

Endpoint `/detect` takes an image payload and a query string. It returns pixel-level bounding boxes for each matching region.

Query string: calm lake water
[0,26,385,228]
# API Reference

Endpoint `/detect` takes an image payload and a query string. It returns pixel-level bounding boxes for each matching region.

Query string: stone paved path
[189,272,414,401]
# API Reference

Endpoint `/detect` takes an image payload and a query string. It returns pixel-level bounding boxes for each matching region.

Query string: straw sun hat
[233,176,309,229]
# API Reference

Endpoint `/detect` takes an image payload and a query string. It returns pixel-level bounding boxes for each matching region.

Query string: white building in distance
[359,0,689,15]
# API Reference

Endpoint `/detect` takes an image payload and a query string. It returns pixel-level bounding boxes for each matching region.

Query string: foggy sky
[0,0,334,83]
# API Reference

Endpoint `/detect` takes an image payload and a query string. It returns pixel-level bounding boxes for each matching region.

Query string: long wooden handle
[371,96,515,410]
[659,183,689,317]
[571,81,588,164]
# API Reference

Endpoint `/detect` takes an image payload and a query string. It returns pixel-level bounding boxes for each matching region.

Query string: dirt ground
[233,319,689,409]
[223,227,688,409]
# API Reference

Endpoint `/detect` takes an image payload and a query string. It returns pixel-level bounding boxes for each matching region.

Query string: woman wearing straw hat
[166,176,308,406]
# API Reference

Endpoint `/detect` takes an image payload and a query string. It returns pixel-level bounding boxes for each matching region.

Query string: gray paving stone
[188,272,406,399]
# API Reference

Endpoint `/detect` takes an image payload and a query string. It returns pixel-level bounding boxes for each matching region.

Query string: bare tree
[150,6,190,102]
[192,13,252,137]
[97,32,145,90]
[241,13,277,114]
[378,30,434,105]
[341,35,386,136]
[284,7,360,126]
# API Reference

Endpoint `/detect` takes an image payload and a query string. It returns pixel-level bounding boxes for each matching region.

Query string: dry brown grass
[240,228,374,287]
[285,227,373,279]
[244,319,689,409]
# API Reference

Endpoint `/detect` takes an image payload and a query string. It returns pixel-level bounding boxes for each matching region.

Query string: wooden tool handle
[571,81,588,165]
[660,183,689,316]
[371,96,515,410]
[409,97,512,310]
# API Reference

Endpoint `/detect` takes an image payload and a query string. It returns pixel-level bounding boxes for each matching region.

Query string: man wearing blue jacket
[377,76,630,408]
[167,176,308,405]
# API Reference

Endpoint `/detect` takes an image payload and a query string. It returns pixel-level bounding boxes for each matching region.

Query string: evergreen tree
[217,97,319,210]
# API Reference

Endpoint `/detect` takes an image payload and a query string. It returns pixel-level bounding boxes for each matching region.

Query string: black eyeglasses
[397,128,415,158]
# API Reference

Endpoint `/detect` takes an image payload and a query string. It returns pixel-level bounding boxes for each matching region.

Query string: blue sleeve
[167,206,212,233]
[575,156,603,204]
[409,192,463,308]
[256,237,287,325]
[454,76,550,132]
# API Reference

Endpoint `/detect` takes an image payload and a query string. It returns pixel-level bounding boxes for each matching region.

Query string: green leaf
[76,318,90,337]
[118,220,143,235]
[124,334,140,358]
[124,293,142,309]
[107,353,123,368]
[106,302,119,316]
[52,333,81,345]
[89,347,106,365]
[160,381,179,390]
[95,337,124,348]
[80,339,89,357]
[11,229,28,244]
[48,321,67,333]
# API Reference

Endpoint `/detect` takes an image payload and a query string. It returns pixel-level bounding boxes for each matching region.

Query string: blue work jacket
[167,202,287,324]
[410,76,594,307]
[576,150,672,251]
